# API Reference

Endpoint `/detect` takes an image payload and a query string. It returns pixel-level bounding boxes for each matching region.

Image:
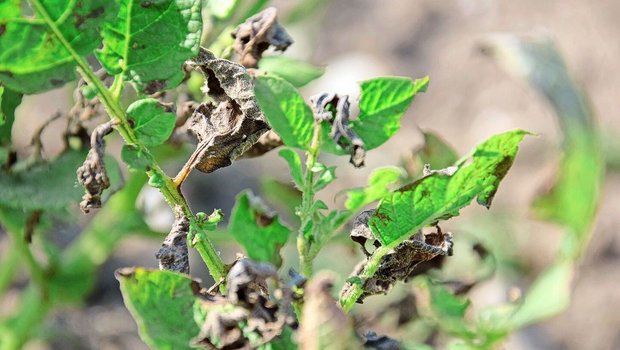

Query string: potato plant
[0,1,602,349]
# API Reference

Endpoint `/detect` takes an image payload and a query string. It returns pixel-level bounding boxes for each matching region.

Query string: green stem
[5,229,46,295]
[193,238,228,293]
[29,0,227,283]
[297,121,322,277]
[0,245,20,298]
[338,245,391,312]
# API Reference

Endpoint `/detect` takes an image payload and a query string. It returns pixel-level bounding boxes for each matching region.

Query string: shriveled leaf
[278,148,304,188]
[351,77,429,150]
[259,56,325,87]
[156,215,190,274]
[126,98,176,146]
[121,145,150,172]
[0,150,87,210]
[116,268,203,349]
[370,130,528,246]
[344,166,402,212]
[0,0,115,93]
[255,75,314,149]
[0,86,22,144]
[228,191,291,267]
[97,0,202,92]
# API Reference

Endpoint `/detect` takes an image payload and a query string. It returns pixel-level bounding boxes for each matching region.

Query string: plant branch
[297,121,322,277]
[29,0,227,284]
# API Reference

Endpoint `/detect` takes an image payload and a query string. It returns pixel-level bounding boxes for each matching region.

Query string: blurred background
[2,0,619,349]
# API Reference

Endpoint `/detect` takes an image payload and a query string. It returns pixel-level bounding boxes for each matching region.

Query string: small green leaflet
[258,56,325,88]
[0,0,115,93]
[121,145,149,172]
[117,268,204,350]
[97,0,202,92]
[369,130,528,246]
[254,75,315,149]
[344,166,403,212]
[228,191,290,267]
[126,98,176,146]
[311,162,336,192]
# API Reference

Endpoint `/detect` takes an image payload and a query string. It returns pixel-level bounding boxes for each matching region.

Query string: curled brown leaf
[155,211,190,274]
[76,121,113,213]
[231,7,293,68]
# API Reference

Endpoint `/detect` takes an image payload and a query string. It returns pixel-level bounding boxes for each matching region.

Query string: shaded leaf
[116,268,203,350]
[0,86,22,144]
[278,148,304,188]
[229,191,291,267]
[126,98,176,146]
[121,145,149,172]
[259,56,325,87]
[418,131,459,170]
[255,75,314,149]
[0,150,88,210]
[97,0,202,92]
[370,130,528,246]
[0,0,115,93]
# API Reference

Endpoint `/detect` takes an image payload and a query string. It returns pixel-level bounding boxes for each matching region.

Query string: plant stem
[297,121,322,277]
[338,246,391,312]
[29,0,227,283]
[0,245,20,298]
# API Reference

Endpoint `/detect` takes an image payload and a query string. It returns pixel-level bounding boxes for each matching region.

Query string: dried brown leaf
[76,122,113,213]
[231,7,293,68]
[155,212,190,274]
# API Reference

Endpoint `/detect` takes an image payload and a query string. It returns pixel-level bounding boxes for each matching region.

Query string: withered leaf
[181,49,269,176]
[232,7,293,68]
[362,331,401,350]
[345,217,454,303]
[310,93,366,167]
[76,122,113,213]
[155,212,190,274]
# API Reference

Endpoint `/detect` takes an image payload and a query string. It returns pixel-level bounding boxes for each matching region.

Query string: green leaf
[0,86,22,144]
[278,148,304,188]
[228,190,291,267]
[351,76,429,150]
[121,145,149,172]
[508,261,573,329]
[370,130,528,246]
[0,0,116,93]
[0,150,87,210]
[344,166,402,212]
[258,56,325,87]
[117,268,203,350]
[255,75,314,149]
[126,98,176,146]
[418,131,458,170]
[97,0,202,92]
[428,282,470,318]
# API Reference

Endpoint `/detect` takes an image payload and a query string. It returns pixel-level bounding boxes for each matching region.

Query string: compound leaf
[126,98,176,146]
[117,268,203,350]
[370,130,528,246]
[228,190,290,267]
[0,0,115,93]
[254,75,314,149]
[97,0,202,92]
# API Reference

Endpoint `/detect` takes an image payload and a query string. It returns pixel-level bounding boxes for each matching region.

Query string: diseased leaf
[116,268,204,350]
[259,56,325,87]
[370,130,528,246]
[278,148,304,188]
[126,98,176,146]
[228,191,290,267]
[255,75,314,149]
[121,145,149,172]
[0,86,22,144]
[350,76,429,150]
[97,0,202,92]
[0,150,87,210]
[0,0,115,93]
[344,167,402,212]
